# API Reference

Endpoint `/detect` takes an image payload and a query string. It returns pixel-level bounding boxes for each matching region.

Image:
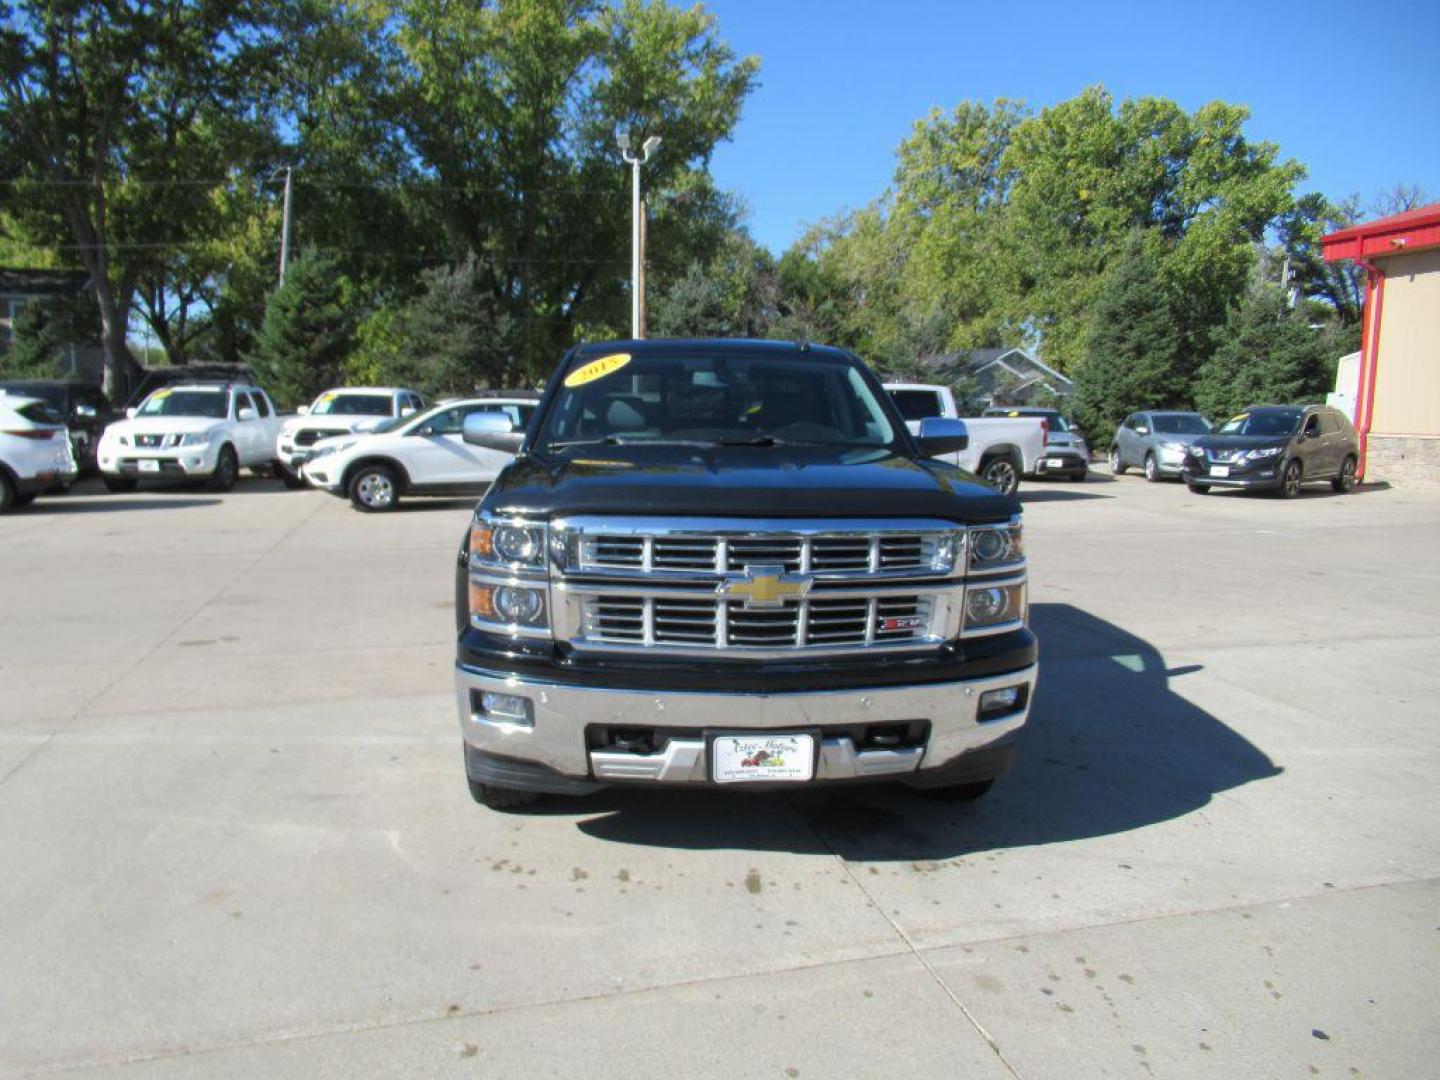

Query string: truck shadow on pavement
[572,603,1282,860]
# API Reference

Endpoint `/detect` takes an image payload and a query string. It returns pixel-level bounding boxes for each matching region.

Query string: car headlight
[968,518,1023,571]
[1245,447,1282,460]
[179,432,210,447]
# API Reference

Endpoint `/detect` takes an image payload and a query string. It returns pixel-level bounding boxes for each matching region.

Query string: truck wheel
[1331,455,1357,493]
[921,779,995,802]
[980,456,1020,497]
[0,472,12,512]
[11,491,37,508]
[349,464,400,512]
[102,476,138,493]
[1277,459,1303,499]
[1109,447,1127,475]
[209,446,239,492]
[1144,453,1160,482]
[1186,481,1210,495]
[467,776,541,811]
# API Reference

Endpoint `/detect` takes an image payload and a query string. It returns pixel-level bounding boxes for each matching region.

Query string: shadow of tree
[565,603,1281,860]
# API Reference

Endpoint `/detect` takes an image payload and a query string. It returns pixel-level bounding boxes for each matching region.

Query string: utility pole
[617,133,661,338]
[278,166,294,286]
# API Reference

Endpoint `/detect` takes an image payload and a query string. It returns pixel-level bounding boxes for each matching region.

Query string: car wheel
[208,445,239,492]
[1278,459,1303,499]
[919,779,995,802]
[467,775,541,810]
[1331,455,1357,494]
[980,455,1020,497]
[0,472,12,513]
[1186,481,1210,495]
[275,461,308,489]
[349,464,400,512]
[102,476,138,493]
[1109,447,1127,475]
[1144,453,1161,483]
[11,491,37,508]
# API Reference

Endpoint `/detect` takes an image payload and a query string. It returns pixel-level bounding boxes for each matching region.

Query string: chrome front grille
[581,594,935,650]
[575,528,946,577]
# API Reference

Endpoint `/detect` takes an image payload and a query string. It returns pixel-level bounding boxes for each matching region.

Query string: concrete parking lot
[2,470,1438,1079]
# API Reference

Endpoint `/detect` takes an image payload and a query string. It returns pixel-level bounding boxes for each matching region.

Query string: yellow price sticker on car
[153,389,172,400]
[564,353,631,388]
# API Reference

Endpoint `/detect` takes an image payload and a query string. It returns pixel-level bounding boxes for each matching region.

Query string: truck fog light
[978,684,1027,721]
[477,690,533,727]
[494,585,544,623]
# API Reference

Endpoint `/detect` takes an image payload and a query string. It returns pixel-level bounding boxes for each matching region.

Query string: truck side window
[235,391,256,418]
[252,391,272,418]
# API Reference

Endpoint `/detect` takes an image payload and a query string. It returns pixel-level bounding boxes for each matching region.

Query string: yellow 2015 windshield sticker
[564,353,631,388]
[152,389,172,400]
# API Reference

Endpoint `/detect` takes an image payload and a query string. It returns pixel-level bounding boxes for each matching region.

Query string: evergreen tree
[1194,282,1338,421]
[249,250,358,409]
[393,258,515,398]
[1072,232,1187,437]
[0,294,101,380]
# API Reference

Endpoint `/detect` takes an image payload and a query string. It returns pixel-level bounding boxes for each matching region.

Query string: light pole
[269,166,294,286]
[617,132,660,338]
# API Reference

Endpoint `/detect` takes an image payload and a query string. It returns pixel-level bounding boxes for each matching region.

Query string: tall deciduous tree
[0,0,289,395]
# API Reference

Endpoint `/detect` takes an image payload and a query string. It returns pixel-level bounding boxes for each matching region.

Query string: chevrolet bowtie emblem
[717,565,813,609]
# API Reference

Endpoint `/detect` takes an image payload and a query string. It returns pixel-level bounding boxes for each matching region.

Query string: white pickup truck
[884,382,1045,496]
[97,381,286,492]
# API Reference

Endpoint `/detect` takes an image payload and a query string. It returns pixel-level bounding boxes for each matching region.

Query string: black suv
[1182,404,1359,498]
[0,379,118,475]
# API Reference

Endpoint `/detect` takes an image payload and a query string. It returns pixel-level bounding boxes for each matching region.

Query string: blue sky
[702,0,1440,254]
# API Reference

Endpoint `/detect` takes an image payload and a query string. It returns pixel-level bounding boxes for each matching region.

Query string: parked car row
[0,378,540,513]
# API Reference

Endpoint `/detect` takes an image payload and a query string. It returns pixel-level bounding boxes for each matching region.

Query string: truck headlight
[471,518,547,570]
[968,518,1023,570]
[178,432,210,447]
[963,580,1026,632]
[469,579,549,635]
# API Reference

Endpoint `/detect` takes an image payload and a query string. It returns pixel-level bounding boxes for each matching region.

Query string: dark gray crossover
[1181,404,1359,497]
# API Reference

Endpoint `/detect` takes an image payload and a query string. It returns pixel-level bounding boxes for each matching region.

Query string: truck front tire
[466,775,542,811]
[209,446,239,492]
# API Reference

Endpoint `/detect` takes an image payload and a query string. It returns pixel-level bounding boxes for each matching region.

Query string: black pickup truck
[453,339,1038,809]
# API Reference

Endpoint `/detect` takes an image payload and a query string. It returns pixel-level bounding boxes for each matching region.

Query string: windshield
[1153,414,1211,435]
[138,388,229,419]
[536,351,898,452]
[1218,410,1300,437]
[888,389,944,422]
[311,392,393,417]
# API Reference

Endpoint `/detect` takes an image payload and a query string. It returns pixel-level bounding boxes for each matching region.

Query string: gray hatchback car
[1110,411,1212,481]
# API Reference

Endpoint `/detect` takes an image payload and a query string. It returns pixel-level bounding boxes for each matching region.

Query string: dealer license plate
[711,733,815,783]
[138,459,161,473]
[1209,465,1230,478]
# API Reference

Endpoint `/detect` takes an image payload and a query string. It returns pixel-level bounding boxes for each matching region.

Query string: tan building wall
[1371,247,1440,438]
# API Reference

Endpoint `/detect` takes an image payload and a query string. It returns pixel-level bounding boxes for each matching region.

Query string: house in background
[919,346,1075,409]
[1323,204,1440,489]
[0,268,105,381]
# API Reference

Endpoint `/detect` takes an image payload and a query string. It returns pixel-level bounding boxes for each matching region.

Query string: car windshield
[888,389,944,421]
[138,388,229,419]
[1152,414,1211,435]
[1218,410,1300,437]
[311,392,393,417]
[536,351,899,451]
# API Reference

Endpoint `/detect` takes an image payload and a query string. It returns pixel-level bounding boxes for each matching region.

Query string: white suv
[303,396,538,512]
[97,382,284,492]
[0,392,78,512]
[275,386,424,487]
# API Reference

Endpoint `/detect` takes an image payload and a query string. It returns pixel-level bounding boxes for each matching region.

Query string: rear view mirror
[463,411,524,453]
[916,416,969,458]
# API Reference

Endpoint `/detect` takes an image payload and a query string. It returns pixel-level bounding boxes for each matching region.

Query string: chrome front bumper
[454,662,1037,785]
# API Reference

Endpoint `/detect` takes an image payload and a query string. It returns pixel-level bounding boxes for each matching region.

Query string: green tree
[250,249,358,408]
[1193,280,1337,421]
[650,228,776,338]
[0,0,292,394]
[0,294,99,378]
[1072,231,1188,436]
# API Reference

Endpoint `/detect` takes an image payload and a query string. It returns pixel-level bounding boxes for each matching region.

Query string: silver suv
[1110,411,1212,481]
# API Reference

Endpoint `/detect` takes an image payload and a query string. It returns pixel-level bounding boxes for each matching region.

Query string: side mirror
[462,412,524,453]
[400,406,416,417]
[297,405,310,416]
[916,416,969,458]
[238,406,258,421]
[1135,426,1149,436]
[126,407,138,419]
[74,403,97,420]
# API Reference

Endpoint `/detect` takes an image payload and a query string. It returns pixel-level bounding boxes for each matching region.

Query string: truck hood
[106,416,225,437]
[483,445,1017,523]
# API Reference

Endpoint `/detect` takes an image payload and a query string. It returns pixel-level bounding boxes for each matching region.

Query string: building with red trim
[1322,204,1440,487]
